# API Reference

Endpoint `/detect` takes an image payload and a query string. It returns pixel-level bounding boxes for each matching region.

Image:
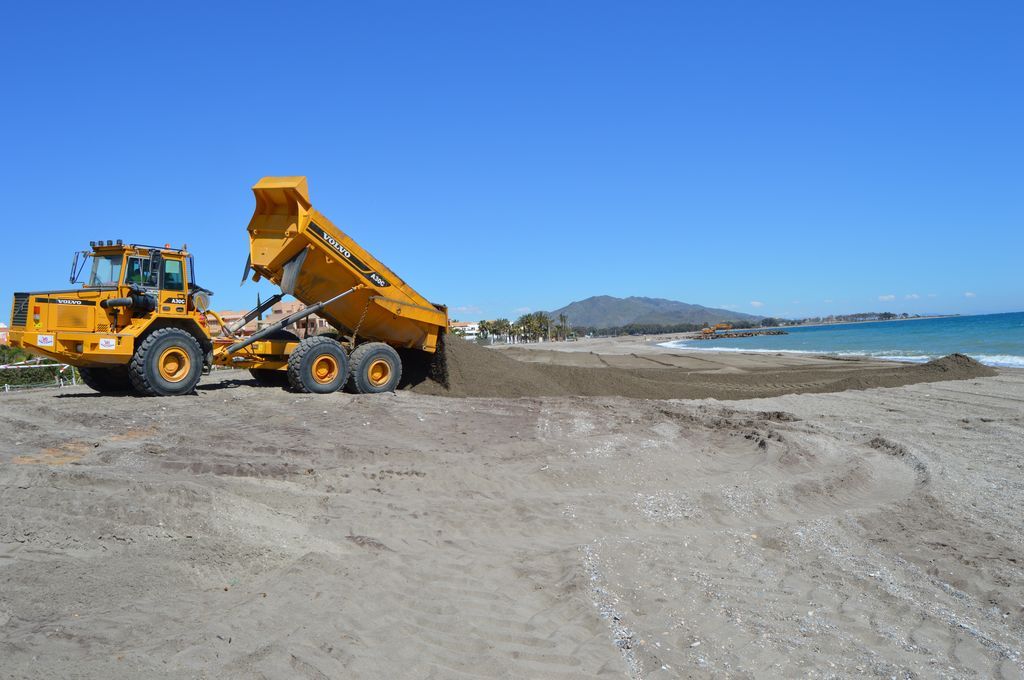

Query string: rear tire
[129,327,203,396]
[287,336,349,394]
[347,342,402,394]
[78,366,132,393]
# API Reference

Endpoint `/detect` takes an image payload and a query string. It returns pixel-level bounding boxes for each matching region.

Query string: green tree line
[469,312,574,343]
[465,315,762,342]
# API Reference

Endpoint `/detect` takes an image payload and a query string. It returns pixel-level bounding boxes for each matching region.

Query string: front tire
[287,336,349,394]
[78,366,132,393]
[129,328,203,396]
[347,342,402,394]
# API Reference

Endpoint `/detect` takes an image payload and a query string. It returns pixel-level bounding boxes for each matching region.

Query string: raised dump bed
[246,176,448,353]
[210,176,450,394]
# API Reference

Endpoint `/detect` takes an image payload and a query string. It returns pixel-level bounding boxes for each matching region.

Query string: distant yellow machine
[701,322,733,335]
[7,177,449,396]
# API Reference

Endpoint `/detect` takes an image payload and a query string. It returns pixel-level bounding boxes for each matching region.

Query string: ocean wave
[952,354,1023,368]
[656,341,1024,368]
[872,354,1024,368]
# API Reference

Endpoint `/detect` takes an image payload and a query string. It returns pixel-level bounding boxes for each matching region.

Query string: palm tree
[531,312,551,342]
[514,313,534,343]
[492,318,511,343]
[557,313,569,341]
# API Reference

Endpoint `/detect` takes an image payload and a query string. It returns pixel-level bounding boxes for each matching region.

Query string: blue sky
[2,1,1021,323]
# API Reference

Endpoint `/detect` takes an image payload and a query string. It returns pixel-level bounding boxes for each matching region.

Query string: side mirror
[70,250,89,285]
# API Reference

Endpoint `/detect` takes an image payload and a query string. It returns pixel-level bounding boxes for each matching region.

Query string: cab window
[162,259,185,291]
[87,254,123,287]
[124,256,151,285]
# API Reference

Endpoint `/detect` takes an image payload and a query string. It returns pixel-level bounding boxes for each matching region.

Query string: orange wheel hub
[158,347,191,383]
[367,359,392,387]
[312,354,340,384]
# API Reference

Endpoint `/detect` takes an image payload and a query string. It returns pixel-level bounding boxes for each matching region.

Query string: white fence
[0,359,77,392]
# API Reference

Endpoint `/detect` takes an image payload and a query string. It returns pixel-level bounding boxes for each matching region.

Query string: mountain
[549,295,762,328]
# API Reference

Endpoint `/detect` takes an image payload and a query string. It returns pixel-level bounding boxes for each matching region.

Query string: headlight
[191,291,211,313]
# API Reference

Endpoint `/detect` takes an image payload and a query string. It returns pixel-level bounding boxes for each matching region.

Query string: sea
[658,312,1024,368]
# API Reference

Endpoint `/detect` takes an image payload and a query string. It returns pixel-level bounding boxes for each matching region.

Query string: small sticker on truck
[98,338,116,350]
[37,334,54,347]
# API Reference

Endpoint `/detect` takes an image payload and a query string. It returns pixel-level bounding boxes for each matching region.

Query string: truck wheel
[287,336,349,394]
[129,327,203,396]
[249,368,288,387]
[78,366,132,393]
[347,342,402,394]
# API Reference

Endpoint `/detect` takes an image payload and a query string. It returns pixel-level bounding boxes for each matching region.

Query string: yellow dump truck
[7,177,449,396]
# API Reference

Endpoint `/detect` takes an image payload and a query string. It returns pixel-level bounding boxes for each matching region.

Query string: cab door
[158,256,189,317]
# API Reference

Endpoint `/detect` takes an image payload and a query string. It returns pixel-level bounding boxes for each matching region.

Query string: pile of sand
[405,337,563,398]
[921,352,993,374]
[405,340,997,400]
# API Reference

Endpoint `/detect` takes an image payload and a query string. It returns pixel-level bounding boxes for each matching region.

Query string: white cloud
[823,299,833,304]
[453,305,482,315]
[513,306,531,313]
[904,293,920,300]
[750,301,764,308]
[964,291,976,298]
[927,293,937,298]
[791,300,801,305]
[878,294,896,302]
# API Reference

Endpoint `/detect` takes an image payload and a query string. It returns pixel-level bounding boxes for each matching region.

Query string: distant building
[450,321,480,340]
[210,301,330,337]
[0,322,8,346]
[260,300,332,335]
[208,310,255,336]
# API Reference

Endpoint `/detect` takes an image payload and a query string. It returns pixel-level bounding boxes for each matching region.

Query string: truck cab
[8,241,214,394]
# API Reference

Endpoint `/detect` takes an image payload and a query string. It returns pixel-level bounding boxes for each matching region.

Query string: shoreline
[652,342,1024,370]
[664,314,962,340]
[769,313,960,331]
[490,331,1024,370]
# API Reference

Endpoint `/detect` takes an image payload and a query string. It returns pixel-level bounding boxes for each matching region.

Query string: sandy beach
[1,340,1021,678]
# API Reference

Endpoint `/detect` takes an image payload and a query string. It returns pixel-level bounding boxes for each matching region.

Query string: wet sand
[0,347,1021,678]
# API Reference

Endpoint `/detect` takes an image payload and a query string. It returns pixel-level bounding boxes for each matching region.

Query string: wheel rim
[367,358,392,387]
[158,347,191,383]
[312,354,340,384]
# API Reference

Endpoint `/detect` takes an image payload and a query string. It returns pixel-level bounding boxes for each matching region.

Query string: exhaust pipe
[100,286,156,312]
